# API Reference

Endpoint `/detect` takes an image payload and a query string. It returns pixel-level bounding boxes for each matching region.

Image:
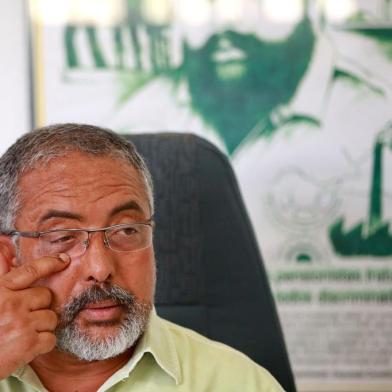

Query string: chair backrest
[126,133,296,391]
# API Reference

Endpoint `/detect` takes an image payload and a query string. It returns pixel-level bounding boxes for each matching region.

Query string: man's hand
[0,254,70,380]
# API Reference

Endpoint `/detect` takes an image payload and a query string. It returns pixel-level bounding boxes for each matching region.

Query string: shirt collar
[269,30,389,129]
[99,308,182,391]
[12,365,48,391]
[140,309,181,383]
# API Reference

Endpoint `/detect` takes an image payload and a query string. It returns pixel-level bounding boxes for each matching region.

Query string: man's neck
[30,348,134,392]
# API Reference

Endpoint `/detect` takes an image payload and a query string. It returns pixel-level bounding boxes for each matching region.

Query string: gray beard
[55,284,152,361]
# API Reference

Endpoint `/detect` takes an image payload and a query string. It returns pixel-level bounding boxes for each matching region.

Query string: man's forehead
[15,152,150,224]
[19,151,141,187]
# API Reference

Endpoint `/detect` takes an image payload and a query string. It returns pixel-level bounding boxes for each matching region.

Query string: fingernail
[58,253,71,263]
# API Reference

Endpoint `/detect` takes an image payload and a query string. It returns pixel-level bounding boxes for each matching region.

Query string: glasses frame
[3,219,154,254]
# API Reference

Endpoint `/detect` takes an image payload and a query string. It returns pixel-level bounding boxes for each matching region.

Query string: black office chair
[126,133,296,392]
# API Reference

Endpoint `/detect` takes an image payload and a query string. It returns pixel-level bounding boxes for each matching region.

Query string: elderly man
[0,124,283,392]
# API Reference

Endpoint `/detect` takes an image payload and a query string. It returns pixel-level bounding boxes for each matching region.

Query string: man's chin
[55,305,151,361]
[65,311,126,339]
[55,322,134,361]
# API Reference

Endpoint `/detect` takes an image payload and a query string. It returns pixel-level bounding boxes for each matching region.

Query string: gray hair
[56,283,152,361]
[0,123,153,232]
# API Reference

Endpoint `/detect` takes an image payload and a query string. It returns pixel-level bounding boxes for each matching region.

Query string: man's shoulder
[162,316,250,359]
[158,316,285,391]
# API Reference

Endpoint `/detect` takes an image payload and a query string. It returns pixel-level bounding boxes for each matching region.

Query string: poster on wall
[29,0,392,390]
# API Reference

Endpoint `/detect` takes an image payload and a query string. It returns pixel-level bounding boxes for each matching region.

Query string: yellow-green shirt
[1,311,285,391]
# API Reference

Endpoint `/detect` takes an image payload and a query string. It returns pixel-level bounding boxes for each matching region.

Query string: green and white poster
[30,0,392,390]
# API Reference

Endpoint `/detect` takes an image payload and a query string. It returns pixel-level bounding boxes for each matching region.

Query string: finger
[22,287,53,311]
[0,254,70,290]
[27,332,57,361]
[37,331,57,354]
[31,309,58,332]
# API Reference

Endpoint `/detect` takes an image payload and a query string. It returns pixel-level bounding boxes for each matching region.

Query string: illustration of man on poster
[106,0,317,155]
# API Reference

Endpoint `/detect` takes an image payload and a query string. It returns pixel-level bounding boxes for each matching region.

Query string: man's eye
[118,227,138,236]
[47,233,77,244]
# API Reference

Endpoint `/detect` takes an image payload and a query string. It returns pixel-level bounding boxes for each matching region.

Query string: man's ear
[0,236,16,276]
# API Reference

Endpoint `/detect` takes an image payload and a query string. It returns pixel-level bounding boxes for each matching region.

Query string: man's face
[178,0,314,154]
[13,152,155,360]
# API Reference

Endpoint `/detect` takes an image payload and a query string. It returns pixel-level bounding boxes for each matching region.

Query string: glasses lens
[39,230,87,258]
[107,224,152,252]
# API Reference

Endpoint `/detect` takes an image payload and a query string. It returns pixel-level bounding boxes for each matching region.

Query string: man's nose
[80,232,114,283]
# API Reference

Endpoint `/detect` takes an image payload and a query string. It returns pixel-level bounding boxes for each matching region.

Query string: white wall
[0,0,30,154]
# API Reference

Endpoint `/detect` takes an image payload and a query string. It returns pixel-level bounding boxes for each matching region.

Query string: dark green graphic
[64,0,170,100]
[297,253,312,263]
[65,25,107,68]
[63,0,315,155]
[180,18,314,154]
[280,236,328,264]
[330,132,392,257]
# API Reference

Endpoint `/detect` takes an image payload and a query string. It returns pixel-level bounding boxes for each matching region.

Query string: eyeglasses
[4,221,153,259]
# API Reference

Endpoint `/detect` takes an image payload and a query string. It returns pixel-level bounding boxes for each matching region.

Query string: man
[0,124,283,391]
[104,0,315,152]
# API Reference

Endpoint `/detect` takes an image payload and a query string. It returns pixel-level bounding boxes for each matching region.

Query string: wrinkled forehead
[15,152,151,224]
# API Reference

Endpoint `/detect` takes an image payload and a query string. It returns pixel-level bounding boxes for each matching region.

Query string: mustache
[58,284,135,326]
